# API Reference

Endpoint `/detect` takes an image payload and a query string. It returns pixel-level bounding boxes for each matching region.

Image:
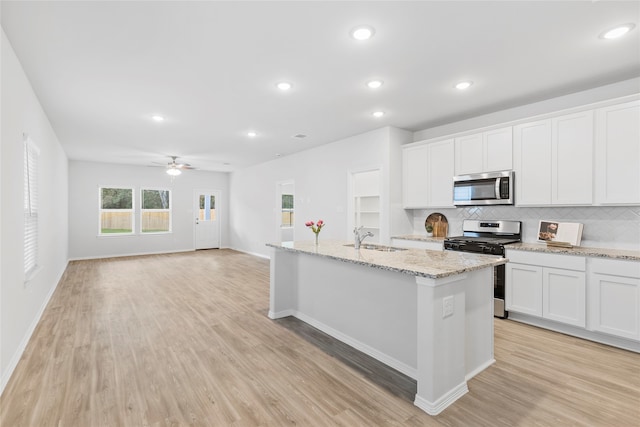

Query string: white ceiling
[2,1,639,172]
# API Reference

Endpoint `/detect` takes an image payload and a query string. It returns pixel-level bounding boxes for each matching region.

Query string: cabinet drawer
[590,258,640,278]
[506,250,585,271]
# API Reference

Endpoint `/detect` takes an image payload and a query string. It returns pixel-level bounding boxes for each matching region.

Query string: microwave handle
[495,178,502,199]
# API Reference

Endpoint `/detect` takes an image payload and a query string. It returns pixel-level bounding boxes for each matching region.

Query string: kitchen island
[267,240,507,415]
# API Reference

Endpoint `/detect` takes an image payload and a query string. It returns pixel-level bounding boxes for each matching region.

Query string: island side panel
[464,268,495,379]
[414,275,468,415]
[294,251,418,378]
[414,267,495,415]
[268,247,298,319]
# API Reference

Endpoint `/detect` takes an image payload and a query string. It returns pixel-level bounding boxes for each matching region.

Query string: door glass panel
[199,195,216,221]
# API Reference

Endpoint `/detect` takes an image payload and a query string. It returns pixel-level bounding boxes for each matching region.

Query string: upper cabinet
[402,139,454,209]
[402,96,639,210]
[513,120,552,205]
[551,111,594,205]
[514,111,593,206]
[594,100,640,205]
[454,127,512,175]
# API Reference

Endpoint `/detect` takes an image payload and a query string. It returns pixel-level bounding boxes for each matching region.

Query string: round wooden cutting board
[425,213,448,237]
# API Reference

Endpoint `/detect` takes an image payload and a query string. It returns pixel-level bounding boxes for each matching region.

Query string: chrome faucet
[354,226,374,249]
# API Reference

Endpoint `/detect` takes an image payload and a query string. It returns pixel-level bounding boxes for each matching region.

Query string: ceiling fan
[153,156,195,176]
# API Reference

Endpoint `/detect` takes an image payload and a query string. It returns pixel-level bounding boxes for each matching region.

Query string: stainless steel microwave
[453,171,514,206]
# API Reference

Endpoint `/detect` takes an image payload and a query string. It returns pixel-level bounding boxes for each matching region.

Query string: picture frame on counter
[537,220,584,247]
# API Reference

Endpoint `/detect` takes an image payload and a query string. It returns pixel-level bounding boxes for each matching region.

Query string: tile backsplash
[412,206,640,250]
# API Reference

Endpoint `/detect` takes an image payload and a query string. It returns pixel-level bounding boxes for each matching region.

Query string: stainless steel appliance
[444,220,521,318]
[453,170,514,206]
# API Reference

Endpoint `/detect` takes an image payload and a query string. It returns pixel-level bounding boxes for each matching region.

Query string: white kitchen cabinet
[402,139,454,209]
[506,250,586,327]
[588,258,640,341]
[551,111,594,205]
[595,100,640,205]
[454,133,483,174]
[484,127,513,173]
[542,267,586,327]
[454,127,512,175]
[506,263,543,316]
[514,111,593,206]
[514,120,552,205]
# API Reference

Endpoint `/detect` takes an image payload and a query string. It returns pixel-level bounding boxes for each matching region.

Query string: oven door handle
[495,178,502,199]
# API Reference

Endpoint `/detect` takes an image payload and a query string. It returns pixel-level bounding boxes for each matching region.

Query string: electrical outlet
[443,296,454,318]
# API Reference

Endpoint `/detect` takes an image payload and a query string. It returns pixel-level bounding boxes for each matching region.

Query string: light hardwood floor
[1,250,638,426]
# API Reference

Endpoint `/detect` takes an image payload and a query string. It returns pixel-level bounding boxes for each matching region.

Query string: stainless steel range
[444,220,522,318]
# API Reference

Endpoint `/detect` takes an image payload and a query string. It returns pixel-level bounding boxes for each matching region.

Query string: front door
[194,190,220,250]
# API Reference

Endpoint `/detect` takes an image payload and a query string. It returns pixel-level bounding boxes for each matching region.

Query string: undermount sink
[344,243,407,252]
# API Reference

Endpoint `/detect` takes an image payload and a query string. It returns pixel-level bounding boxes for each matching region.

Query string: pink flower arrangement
[305,220,324,235]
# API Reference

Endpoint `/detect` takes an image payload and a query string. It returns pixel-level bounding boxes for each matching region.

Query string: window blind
[24,137,40,277]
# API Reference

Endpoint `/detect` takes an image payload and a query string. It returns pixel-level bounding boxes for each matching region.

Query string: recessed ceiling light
[152,115,165,122]
[275,153,282,157]
[455,81,473,90]
[292,134,307,139]
[276,82,292,91]
[600,23,635,39]
[367,80,384,89]
[247,131,257,137]
[350,25,375,41]
[372,111,385,118]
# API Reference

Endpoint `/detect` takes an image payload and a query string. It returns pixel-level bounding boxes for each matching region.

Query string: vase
[314,233,319,245]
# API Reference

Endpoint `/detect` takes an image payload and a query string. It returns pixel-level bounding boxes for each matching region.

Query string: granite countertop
[392,235,447,243]
[507,242,640,261]
[266,240,506,279]
[394,235,640,261]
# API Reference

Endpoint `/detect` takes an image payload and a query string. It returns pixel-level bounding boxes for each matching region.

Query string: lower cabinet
[506,263,543,316]
[506,250,586,327]
[542,268,586,327]
[588,258,640,341]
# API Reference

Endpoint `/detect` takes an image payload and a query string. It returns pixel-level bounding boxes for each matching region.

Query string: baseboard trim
[68,248,195,261]
[1,260,69,395]
[268,309,295,320]
[291,311,417,379]
[414,381,468,415]
[229,247,270,260]
[466,358,496,381]
[507,313,640,353]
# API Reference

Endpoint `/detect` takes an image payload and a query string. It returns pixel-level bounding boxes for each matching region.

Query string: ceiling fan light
[166,168,181,176]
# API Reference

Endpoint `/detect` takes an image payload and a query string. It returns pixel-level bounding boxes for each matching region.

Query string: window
[141,189,171,233]
[24,136,40,278]
[281,193,294,227]
[198,194,216,221]
[99,187,133,234]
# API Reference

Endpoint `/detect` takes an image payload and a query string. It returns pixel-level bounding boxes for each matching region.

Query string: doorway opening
[277,181,295,243]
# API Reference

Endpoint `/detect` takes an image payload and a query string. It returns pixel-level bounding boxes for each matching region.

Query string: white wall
[229,127,413,258]
[1,30,69,392]
[68,161,230,260]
